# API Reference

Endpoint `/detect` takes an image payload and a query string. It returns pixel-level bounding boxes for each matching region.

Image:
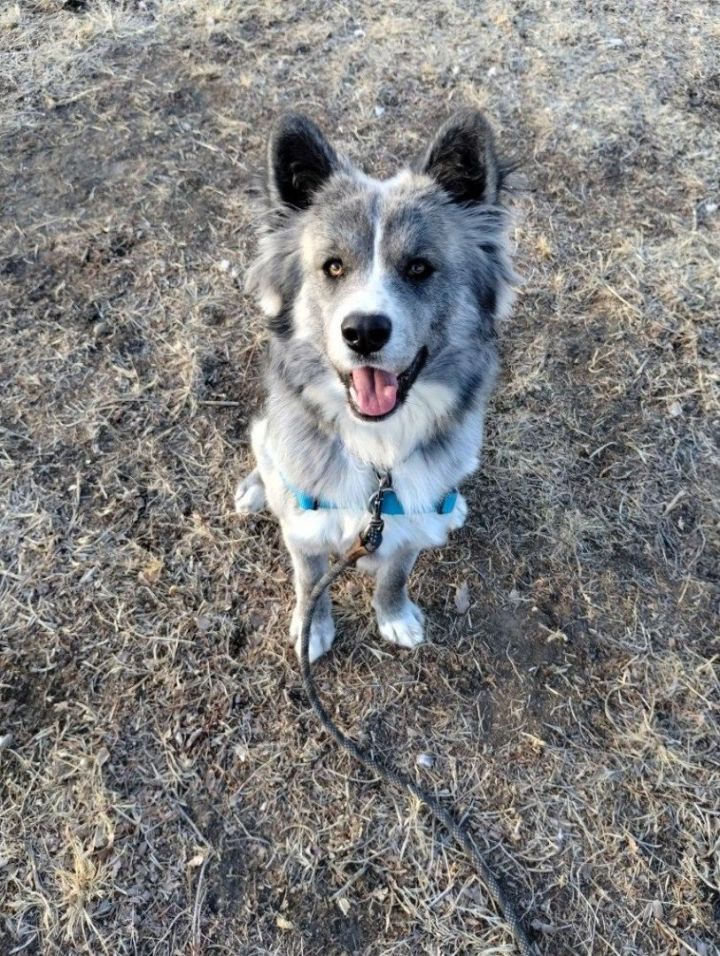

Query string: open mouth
[344,347,428,421]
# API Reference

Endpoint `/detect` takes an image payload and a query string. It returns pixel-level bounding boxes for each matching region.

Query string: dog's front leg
[286,543,336,663]
[373,549,425,648]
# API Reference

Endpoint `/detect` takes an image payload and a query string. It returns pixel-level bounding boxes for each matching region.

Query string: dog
[235,109,516,662]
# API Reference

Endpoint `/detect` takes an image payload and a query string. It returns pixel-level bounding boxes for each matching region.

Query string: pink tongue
[351,367,399,417]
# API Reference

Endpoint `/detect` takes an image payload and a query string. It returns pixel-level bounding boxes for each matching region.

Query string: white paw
[290,607,336,663]
[448,492,468,531]
[234,474,265,515]
[376,601,425,649]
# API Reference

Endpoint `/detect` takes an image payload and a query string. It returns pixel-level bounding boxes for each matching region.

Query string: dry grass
[1,1,718,954]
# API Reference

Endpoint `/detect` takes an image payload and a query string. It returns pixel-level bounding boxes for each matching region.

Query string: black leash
[298,479,539,955]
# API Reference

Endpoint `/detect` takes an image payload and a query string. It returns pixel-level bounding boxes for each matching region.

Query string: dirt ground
[1,2,718,954]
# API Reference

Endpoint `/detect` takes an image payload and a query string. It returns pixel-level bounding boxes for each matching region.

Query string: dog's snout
[341,312,392,356]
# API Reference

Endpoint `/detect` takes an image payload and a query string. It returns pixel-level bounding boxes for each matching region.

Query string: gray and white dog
[236,109,516,662]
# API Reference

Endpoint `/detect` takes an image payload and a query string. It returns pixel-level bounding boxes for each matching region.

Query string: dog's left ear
[419,109,502,205]
[267,113,339,211]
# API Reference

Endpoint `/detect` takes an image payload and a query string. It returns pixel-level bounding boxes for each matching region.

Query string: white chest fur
[251,413,477,562]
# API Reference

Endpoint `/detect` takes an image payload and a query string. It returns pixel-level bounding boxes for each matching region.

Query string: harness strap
[283,474,457,516]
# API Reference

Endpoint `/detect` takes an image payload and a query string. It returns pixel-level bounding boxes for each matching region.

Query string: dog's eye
[323,258,345,279]
[406,258,434,281]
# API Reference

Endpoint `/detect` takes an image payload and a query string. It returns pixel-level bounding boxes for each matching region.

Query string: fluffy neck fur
[264,336,498,510]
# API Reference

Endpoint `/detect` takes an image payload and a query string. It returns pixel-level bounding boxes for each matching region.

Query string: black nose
[341,312,392,356]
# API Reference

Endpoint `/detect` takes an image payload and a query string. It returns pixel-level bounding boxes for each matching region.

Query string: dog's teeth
[349,385,358,403]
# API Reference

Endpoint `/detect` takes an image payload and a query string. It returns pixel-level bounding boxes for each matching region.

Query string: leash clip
[367,471,392,515]
[360,472,392,553]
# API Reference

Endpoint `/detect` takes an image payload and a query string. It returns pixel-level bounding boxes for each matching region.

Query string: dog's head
[248,110,515,428]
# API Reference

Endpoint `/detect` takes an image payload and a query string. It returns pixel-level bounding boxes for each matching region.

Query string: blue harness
[284,472,457,517]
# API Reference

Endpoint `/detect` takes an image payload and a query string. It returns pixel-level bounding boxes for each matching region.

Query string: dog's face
[248,110,514,429]
[300,176,461,420]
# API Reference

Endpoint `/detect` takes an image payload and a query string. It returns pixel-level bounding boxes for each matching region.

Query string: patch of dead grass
[1,1,719,954]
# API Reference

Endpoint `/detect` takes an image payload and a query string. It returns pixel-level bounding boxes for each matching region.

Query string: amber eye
[323,258,345,279]
[406,258,434,280]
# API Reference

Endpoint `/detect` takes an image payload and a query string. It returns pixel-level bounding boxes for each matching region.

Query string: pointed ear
[419,109,502,205]
[267,113,339,211]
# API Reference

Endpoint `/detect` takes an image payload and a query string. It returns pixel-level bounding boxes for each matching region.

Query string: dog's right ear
[267,114,338,211]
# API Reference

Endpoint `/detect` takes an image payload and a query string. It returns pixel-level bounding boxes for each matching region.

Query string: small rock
[93,825,109,850]
[0,733,14,750]
[454,582,470,614]
[531,919,560,935]
[139,556,163,586]
[416,752,435,769]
